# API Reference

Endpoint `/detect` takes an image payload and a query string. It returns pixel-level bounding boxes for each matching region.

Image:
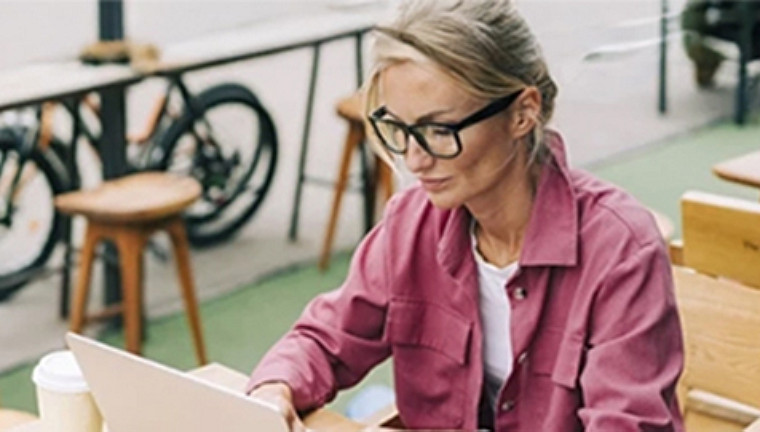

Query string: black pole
[98,0,127,314]
[658,0,668,114]
[735,1,752,125]
[288,43,322,241]
[99,0,124,41]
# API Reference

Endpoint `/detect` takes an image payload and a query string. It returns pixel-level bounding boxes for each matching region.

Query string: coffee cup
[32,350,102,432]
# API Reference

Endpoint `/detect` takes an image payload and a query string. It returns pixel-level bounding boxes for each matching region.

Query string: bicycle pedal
[146,240,170,263]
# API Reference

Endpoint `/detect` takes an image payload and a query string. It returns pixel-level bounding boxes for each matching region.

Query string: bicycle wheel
[152,83,277,246]
[0,133,69,301]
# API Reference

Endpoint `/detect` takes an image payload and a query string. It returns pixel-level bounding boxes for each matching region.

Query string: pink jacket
[248,132,684,431]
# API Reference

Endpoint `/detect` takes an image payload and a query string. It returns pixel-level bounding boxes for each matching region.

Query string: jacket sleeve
[579,241,685,432]
[245,219,392,411]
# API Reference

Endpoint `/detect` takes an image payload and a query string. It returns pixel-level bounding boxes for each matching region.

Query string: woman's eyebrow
[382,106,457,124]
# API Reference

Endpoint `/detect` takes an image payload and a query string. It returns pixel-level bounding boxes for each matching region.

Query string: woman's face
[378,61,530,210]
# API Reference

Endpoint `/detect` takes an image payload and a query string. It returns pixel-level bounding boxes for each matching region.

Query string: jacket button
[513,287,527,300]
[517,352,528,364]
[500,400,515,412]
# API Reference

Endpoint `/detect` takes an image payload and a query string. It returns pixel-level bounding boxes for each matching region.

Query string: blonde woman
[248,1,684,431]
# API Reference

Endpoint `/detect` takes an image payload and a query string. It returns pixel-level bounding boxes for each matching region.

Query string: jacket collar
[437,130,579,277]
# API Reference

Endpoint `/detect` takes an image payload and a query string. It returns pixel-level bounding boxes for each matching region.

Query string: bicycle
[0,76,278,301]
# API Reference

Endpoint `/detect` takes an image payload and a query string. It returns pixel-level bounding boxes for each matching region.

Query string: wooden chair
[677,190,760,287]
[674,266,760,431]
[55,172,208,365]
[319,92,394,271]
[668,190,760,430]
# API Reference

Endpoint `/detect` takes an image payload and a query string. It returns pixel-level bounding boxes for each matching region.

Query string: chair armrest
[669,238,684,265]
[688,389,760,425]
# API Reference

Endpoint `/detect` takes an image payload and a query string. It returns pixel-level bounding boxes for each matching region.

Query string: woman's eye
[426,126,451,137]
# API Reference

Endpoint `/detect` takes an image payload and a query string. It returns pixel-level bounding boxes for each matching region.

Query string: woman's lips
[419,177,450,192]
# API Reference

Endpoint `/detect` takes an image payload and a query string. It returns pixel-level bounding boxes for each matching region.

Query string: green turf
[2,119,758,417]
[589,122,759,237]
[0,253,392,415]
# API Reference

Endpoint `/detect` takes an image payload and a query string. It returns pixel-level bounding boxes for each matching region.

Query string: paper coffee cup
[32,350,102,432]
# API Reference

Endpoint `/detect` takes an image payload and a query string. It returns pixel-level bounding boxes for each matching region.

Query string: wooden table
[0,61,143,317]
[0,62,140,112]
[713,150,760,190]
[7,363,372,432]
[0,1,388,316]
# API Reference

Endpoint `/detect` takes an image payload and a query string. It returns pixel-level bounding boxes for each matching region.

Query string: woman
[248,1,684,430]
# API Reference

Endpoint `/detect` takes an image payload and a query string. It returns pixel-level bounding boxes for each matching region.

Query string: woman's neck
[467,165,538,267]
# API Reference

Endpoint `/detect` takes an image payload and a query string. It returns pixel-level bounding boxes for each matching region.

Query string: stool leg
[116,229,146,355]
[319,121,364,271]
[373,156,394,209]
[166,218,208,365]
[69,224,101,333]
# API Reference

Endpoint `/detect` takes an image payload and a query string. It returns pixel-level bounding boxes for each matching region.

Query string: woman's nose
[404,134,435,173]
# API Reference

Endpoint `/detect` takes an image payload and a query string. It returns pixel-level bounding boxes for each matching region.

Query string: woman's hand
[249,382,307,432]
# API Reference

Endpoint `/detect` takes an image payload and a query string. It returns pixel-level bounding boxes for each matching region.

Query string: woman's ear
[512,87,542,138]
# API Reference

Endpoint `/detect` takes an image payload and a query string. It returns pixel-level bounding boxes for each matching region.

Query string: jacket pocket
[551,335,585,388]
[529,328,584,388]
[386,299,472,365]
[385,299,471,428]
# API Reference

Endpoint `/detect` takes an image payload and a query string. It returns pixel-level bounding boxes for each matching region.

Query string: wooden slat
[669,239,684,266]
[681,191,760,288]
[746,417,760,432]
[674,267,760,414]
[688,390,760,425]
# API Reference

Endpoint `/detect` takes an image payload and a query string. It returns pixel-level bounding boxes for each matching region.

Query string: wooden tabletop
[189,363,367,432]
[7,363,370,432]
[0,61,141,112]
[0,2,387,111]
[712,150,760,189]
[146,2,386,75]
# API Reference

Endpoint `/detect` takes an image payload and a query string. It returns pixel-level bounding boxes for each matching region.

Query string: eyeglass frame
[368,89,524,159]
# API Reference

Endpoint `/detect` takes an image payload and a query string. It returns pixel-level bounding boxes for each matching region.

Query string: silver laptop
[66,332,289,432]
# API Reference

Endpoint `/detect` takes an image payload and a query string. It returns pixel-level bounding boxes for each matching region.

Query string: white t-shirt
[471,227,517,408]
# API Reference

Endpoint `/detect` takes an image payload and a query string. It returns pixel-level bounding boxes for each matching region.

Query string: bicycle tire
[152,83,278,246]
[0,135,69,301]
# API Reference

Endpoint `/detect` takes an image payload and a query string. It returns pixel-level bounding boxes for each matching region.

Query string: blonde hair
[363,0,558,166]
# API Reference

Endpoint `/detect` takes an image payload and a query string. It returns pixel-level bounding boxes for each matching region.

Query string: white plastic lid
[32,350,90,394]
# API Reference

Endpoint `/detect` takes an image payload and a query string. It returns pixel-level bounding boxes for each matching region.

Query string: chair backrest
[674,266,760,431]
[681,190,760,288]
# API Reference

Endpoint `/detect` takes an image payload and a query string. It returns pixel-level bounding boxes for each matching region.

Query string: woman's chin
[425,191,461,209]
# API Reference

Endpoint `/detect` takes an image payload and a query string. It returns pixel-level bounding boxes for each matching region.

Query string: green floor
[0,253,392,416]
[1,120,758,416]
[590,121,759,237]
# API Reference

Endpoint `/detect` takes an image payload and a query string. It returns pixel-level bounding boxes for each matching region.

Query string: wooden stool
[319,93,394,271]
[55,172,208,365]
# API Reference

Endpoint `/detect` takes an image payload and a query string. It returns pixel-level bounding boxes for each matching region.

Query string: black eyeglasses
[368,90,523,159]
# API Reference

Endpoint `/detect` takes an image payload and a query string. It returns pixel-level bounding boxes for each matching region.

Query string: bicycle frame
[0,126,40,227]
[51,75,221,177]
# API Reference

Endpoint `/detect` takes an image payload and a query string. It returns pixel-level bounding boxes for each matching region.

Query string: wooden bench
[669,190,760,430]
